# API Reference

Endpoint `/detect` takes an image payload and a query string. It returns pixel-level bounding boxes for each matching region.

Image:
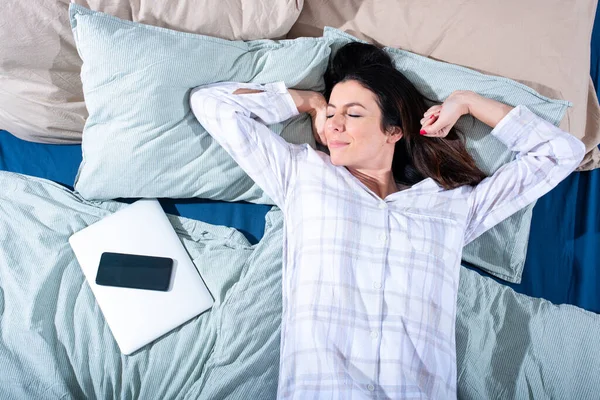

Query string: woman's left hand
[308,104,327,146]
[419,91,471,137]
[288,89,327,145]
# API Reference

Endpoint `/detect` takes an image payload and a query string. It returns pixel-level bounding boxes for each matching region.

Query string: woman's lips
[328,141,349,149]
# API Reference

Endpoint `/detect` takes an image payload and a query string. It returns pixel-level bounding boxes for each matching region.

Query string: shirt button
[378,233,387,242]
[373,281,382,290]
[378,202,386,210]
[370,331,379,339]
[367,384,375,392]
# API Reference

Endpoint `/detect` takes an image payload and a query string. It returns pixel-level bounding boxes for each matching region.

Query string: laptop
[69,199,214,355]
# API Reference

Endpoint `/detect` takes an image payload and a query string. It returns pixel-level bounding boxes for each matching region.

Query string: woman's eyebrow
[327,102,367,109]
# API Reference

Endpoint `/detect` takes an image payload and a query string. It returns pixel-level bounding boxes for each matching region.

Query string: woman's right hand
[288,89,328,146]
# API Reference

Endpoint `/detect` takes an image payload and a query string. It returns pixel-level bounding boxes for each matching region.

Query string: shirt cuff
[489,105,537,149]
[264,81,300,120]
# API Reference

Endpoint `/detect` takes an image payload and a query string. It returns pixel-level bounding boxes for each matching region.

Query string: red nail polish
[420,129,427,135]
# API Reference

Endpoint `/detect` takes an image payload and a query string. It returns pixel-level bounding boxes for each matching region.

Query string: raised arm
[189,82,302,208]
[459,92,585,245]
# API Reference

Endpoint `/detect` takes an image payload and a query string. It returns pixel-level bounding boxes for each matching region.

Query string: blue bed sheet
[1,7,599,312]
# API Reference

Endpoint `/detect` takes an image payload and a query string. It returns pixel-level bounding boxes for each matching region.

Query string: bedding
[0,171,278,399]
[470,169,600,314]
[593,1,600,98]
[70,4,326,202]
[0,0,303,144]
[0,0,86,143]
[472,14,600,311]
[4,123,598,310]
[288,0,600,171]
[456,267,600,399]
[3,144,599,315]
[68,0,575,297]
[72,0,302,41]
[325,27,572,283]
[1,4,598,309]
[1,171,600,399]
[1,5,599,399]
[0,130,270,245]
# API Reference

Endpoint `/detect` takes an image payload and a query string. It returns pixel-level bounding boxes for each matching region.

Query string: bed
[1,1,599,399]
[2,1,599,312]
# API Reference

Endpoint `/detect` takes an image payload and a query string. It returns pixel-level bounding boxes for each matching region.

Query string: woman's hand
[419,91,472,137]
[288,89,328,146]
[307,103,327,146]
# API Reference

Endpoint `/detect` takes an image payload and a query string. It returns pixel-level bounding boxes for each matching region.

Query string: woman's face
[325,80,402,170]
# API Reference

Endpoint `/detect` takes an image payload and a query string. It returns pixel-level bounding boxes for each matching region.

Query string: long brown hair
[325,42,487,190]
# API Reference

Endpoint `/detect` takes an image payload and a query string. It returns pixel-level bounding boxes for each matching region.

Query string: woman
[190,43,585,399]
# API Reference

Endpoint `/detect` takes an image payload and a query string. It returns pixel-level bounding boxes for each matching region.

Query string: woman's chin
[329,155,346,166]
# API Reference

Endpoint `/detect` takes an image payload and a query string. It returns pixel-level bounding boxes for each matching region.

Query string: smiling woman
[324,79,404,197]
[189,42,585,399]
[324,43,491,194]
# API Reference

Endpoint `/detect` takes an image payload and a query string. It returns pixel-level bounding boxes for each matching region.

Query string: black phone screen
[96,252,173,291]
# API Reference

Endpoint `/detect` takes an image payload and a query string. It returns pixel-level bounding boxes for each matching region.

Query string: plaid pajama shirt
[190,82,585,399]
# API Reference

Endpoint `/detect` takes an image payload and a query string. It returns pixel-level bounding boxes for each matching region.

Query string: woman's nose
[328,113,344,132]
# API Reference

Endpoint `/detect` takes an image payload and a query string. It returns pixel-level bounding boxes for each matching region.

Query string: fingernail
[420,129,427,135]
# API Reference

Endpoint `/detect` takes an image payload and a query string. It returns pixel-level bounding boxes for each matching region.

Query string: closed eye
[326,114,362,119]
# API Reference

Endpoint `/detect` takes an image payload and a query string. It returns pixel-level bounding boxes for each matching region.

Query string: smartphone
[96,252,173,292]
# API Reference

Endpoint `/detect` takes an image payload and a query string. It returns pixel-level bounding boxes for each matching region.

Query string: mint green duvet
[0,172,598,399]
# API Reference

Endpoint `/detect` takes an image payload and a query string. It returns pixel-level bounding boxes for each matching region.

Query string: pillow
[0,0,303,144]
[325,28,570,283]
[0,0,86,143]
[69,4,329,203]
[72,0,303,40]
[288,0,600,171]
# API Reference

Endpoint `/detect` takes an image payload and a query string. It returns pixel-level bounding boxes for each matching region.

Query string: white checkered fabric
[190,82,585,399]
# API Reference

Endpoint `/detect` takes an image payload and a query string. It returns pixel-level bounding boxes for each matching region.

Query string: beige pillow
[73,0,303,40]
[288,0,600,171]
[0,0,303,143]
[0,0,85,143]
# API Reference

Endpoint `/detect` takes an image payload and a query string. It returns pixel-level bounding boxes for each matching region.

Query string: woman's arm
[189,82,302,209]
[420,91,585,245]
[461,99,585,245]
[235,87,328,145]
[453,90,514,129]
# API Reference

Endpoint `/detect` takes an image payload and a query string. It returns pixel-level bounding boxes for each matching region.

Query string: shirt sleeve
[189,81,301,209]
[463,105,586,246]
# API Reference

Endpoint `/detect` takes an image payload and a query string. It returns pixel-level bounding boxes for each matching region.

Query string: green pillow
[324,27,570,283]
[69,4,329,203]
